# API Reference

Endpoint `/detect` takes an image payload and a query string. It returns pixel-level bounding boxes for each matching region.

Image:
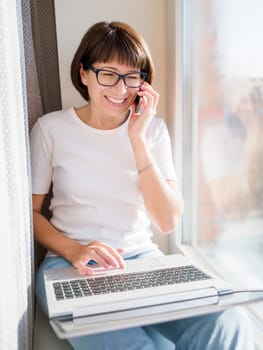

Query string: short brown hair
[71,21,155,101]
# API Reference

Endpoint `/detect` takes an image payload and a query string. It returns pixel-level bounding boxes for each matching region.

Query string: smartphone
[135,95,143,114]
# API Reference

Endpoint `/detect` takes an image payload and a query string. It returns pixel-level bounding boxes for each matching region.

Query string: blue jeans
[36,251,255,350]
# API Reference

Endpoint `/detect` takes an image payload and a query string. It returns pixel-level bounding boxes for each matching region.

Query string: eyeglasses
[83,64,147,88]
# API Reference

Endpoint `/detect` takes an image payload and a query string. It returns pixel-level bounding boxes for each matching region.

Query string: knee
[209,307,255,350]
[176,308,255,350]
[218,307,252,334]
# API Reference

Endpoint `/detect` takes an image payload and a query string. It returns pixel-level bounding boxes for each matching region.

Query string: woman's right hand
[69,240,126,275]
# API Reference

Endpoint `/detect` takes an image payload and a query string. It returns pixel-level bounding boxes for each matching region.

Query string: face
[80,60,141,118]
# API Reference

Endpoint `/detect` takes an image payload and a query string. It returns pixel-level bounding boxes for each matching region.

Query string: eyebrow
[99,65,140,73]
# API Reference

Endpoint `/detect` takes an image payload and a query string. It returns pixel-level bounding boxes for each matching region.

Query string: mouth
[105,96,126,106]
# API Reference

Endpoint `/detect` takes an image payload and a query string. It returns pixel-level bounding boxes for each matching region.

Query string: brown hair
[71,21,155,101]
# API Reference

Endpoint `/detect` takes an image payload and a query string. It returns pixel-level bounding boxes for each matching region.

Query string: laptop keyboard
[52,265,212,301]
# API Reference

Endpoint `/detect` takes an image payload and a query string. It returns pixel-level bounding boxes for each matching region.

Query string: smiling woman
[70,21,154,102]
[77,60,149,128]
[30,19,255,350]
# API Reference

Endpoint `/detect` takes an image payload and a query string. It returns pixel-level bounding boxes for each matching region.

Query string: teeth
[107,97,125,104]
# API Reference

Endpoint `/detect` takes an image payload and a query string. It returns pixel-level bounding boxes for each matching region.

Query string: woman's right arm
[32,194,125,274]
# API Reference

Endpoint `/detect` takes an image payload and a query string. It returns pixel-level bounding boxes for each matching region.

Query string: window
[177,0,263,327]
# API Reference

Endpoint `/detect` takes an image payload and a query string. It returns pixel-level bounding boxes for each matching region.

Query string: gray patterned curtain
[24,0,62,131]
[23,0,62,270]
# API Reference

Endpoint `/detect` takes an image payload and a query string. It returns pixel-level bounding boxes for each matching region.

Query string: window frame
[171,0,198,247]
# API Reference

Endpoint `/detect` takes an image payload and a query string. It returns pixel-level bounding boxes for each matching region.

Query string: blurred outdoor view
[191,0,263,319]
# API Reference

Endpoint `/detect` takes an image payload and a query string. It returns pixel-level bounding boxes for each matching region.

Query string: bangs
[83,28,148,70]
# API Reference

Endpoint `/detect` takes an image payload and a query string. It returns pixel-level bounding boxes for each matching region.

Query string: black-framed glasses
[83,63,147,88]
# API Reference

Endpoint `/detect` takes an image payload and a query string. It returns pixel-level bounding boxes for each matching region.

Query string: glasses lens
[125,73,145,88]
[97,70,119,86]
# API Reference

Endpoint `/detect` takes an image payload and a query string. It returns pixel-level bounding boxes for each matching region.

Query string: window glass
[188,0,263,320]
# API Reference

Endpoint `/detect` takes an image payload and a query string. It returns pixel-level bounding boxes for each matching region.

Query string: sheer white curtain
[0,0,33,349]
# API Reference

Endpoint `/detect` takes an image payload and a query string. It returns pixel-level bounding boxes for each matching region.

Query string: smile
[106,96,126,104]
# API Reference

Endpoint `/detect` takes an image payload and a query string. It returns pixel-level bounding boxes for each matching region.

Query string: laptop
[45,252,258,338]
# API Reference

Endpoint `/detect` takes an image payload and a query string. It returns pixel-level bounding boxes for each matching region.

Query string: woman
[31,21,254,350]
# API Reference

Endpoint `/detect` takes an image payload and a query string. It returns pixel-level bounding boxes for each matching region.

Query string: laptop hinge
[50,314,73,322]
[218,289,234,296]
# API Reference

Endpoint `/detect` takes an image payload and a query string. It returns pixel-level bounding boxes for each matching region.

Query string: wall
[54,0,170,252]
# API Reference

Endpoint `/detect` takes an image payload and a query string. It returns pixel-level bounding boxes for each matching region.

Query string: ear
[79,63,88,86]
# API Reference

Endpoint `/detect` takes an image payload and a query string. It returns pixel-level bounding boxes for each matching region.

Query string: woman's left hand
[128,82,159,142]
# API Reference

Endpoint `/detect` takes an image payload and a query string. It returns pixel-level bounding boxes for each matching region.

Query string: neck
[75,104,130,130]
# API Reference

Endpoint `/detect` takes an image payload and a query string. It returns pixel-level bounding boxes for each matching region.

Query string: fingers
[137,83,159,114]
[72,241,126,275]
[74,260,97,275]
[89,245,124,268]
[129,85,160,141]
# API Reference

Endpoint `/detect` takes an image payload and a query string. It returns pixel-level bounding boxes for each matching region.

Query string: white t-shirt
[30,107,176,257]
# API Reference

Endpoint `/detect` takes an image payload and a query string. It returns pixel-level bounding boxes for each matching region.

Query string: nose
[113,77,128,92]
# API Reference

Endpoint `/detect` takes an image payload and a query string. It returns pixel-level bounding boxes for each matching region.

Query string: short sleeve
[29,119,53,194]
[149,118,177,181]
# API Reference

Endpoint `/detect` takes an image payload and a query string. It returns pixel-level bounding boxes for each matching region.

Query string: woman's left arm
[129,84,184,234]
[131,137,184,234]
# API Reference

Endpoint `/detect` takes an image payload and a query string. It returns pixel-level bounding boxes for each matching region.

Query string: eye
[100,71,116,78]
[127,74,140,80]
